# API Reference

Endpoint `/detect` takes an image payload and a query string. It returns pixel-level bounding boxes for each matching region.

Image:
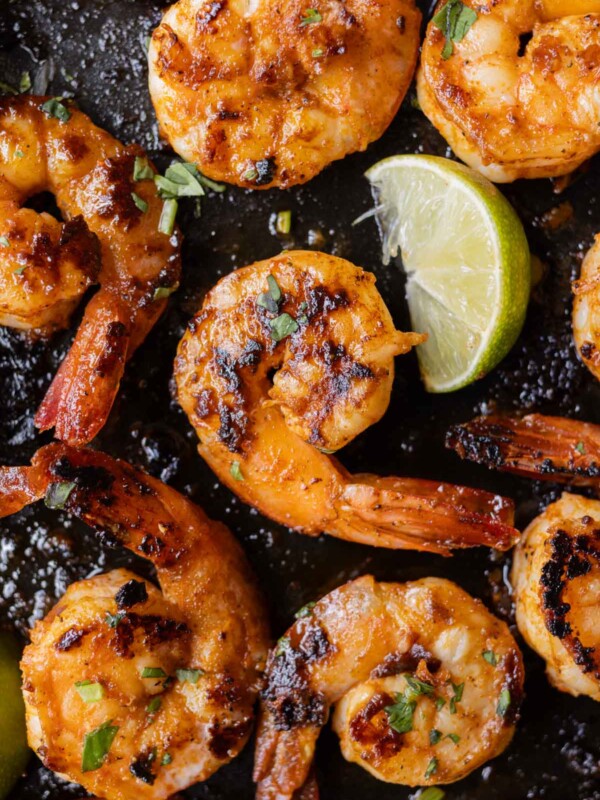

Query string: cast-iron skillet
[0,1,599,798]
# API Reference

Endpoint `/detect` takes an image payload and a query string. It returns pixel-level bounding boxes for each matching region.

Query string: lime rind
[366,155,530,392]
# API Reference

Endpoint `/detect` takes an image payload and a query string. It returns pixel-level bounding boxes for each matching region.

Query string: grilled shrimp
[254,575,524,797]
[512,493,600,700]
[574,234,600,382]
[0,443,268,800]
[447,413,600,488]
[175,251,518,554]
[148,0,421,189]
[417,1,600,182]
[0,95,181,445]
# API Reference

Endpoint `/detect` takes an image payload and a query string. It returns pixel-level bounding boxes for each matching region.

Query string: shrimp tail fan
[338,474,518,554]
[447,414,600,487]
[35,289,167,446]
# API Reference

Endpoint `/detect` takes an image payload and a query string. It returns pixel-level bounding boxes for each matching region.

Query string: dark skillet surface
[0,1,599,798]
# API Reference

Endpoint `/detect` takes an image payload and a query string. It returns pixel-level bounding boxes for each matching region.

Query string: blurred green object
[0,633,30,799]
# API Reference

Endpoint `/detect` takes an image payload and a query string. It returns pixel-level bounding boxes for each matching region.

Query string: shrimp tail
[0,465,46,516]
[254,712,320,800]
[446,414,600,487]
[337,474,518,554]
[35,289,166,446]
[0,442,193,567]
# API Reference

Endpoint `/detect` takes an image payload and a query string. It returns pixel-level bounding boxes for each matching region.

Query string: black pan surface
[0,1,599,798]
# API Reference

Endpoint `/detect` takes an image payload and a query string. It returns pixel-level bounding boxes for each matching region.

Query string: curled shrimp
[0,95,181,445]
[254,575,524,797]
[512,493,600,700]
[148,0,421,189]
[417,1,600,182]
[573,234,600,381]
[0,443,268,800]
[446,413,600,487]
[175,250,518,554]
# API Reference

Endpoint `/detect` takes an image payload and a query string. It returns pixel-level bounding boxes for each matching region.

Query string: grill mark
[55,626,87,651]
[540,528,600,677]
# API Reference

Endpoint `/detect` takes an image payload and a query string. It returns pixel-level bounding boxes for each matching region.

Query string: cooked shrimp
[447,413,600,487]
[175,251,518,554]
[148,0,421,189]
[512,493,600,700]
[417,1,600,182]
[254,575,524,797]
[0,95,181,445]
[0,443,268,800]
[573,234,600,381]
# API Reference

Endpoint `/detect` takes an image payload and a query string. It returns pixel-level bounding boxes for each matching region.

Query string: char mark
[115,579,148,609]
[110,612,190,658]
[55,626,88,652]
[540,528,599,677]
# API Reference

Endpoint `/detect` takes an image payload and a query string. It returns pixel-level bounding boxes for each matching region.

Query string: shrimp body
[254,575,523,797]
[175,251,518,554]
[0,444,268,800]
[512,493,600,700]
[418,1,600,182]
[0,96,181,445]
[573,234,600,381]
[148,0,421,189]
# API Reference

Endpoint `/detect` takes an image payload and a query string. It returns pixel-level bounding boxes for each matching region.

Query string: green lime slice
[365,155,531,392]
[0,633,29,798]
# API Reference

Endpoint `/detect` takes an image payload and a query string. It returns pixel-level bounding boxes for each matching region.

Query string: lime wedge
[366,155,531,392]
[0,633,29,798]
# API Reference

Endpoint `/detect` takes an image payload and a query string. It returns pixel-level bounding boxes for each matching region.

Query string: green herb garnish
[81,720,119,772]
[275,636,290,657]
[140,667,167,679]
[429,728,442,745]
[294,601,316,619]
[133,156,154,182]
[446,732,460,744]
[448,681,464,714]
[243,166,258,182]
[419,788,445,800]
[0,236,9,248]
[300,8,322,26]
[575,441,586,454]
[405,675,435,698]
[435,696,446,711]
[105,611,125,628]
[75,681,105,703]
[131,192,148,213]
[312,48,324,58]
[40,98,72,123]
[15,150,24,158]
[146,697,162,714]
[161,752,172,766]
[155,162,205,199]
[384,693,416,735]
[153,285,178,302]
[230,461,244,481]
[44,481,75,510]
[270,312,298,342]
[424,757,438,779]
[497,688,511,717]
[175,668,202,684]
[482,650,498,666]
[19,72,31,93]
[257,274,282,313]
[158,198,178,235]
[432,0,477,60]
[275,210,292,235]
[13,266,27,275]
